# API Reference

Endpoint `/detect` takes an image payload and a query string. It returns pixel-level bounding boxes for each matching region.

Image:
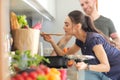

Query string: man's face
[80,0,96,15]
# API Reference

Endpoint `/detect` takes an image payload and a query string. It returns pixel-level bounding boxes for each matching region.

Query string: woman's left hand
[75,62,88,70]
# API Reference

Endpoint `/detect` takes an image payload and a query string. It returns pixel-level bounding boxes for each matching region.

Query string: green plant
[10,50,50,72]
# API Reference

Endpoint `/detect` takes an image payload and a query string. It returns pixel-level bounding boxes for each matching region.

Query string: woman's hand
[75,62,88,70]
[41,32,53,43]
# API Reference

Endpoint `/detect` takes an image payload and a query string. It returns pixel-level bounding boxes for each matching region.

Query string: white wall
[41,0,83,55]
[98,0,120,35]
[55,0,82,47]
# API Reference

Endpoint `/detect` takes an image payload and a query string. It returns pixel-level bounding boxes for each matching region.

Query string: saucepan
[43,55,95,68]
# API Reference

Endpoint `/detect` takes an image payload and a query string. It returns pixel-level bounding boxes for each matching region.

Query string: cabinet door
[37,0,56,18]
[10,0,56,21]
[0,0,10,80]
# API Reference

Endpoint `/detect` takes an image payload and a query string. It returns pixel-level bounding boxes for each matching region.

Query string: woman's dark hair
[68,10,116,46]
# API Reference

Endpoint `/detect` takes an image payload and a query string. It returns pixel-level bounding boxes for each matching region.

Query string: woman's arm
[50,41,80,56]
[76,44,110,72]
[66,44,80,55]
[50,34,72,56]
[89,44,110,72]
[42,33,80,56]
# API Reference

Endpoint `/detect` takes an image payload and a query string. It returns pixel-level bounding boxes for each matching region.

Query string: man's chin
[84,10,91,15]
[85,12,91,15]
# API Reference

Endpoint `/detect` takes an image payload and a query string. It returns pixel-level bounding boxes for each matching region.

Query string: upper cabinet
[10,0,56,21]
[36,0,56,19]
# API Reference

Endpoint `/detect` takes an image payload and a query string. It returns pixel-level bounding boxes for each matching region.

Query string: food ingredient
[17,15,29,28]
[10,12,20,30]
[10,50,50,72]
[11,64,61,80]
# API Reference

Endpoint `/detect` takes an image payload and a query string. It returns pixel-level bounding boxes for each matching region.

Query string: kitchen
[0,0,120,80]
[0,0,81,80]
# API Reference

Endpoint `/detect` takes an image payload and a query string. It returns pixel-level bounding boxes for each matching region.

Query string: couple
[42,10,120,80]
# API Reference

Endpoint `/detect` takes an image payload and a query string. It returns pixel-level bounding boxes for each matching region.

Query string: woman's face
[63,16,74,35]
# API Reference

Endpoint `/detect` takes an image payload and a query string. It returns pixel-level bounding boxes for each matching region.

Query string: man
[51,0,120,56]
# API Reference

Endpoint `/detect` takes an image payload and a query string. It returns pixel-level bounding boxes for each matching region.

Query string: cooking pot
[43,56,68,68]
[43,55,95,68]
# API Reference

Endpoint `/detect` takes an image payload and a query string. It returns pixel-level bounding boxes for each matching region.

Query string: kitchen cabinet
[10,0,56,21]
[36,0,56,19]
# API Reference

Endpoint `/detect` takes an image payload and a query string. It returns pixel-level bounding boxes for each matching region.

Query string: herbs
[17,15,29,28]
[10,50,50,72]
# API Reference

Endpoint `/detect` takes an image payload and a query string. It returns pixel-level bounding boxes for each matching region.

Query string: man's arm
[110,32,120,49]
[50,35,72,56]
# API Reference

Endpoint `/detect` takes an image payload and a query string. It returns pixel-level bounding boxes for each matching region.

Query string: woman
[42,10,120,80]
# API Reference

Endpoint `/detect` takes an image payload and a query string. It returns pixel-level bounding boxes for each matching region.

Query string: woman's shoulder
[87,32,102,39]
[86,32,106,43]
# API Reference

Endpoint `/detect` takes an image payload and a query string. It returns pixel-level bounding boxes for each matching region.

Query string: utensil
[40,33,64,36]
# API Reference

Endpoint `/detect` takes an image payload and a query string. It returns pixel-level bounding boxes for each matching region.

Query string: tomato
[67,60,74,67]
[25,76,33,80]
[36,68,45,75]
[63,48,68,53]
[30,65,38,69]
[59,69,67,80]
[14,74,24,80]
[43,67,50,75]
[11,77,16,80]
[21,72,28,79]
[39,64,46,70]
[29,71,38,79]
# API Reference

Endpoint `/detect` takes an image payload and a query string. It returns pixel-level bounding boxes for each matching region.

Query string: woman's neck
[75,31,87,43]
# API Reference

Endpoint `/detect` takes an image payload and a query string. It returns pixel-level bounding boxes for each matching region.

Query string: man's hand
[110,32,120,50]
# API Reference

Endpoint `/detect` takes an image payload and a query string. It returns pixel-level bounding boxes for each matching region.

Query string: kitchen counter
[67,66,85,80]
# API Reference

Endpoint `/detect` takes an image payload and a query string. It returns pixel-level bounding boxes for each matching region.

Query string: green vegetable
[17,15,29,28]
[10,50,50,72]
